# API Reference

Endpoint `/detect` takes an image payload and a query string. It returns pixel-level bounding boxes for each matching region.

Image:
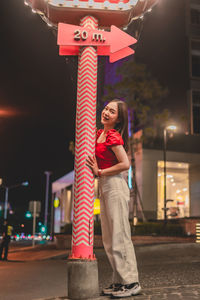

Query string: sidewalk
[7,235,196,261]
[56,234,195,249]
[7,242,68,261]
[131,235,195,245]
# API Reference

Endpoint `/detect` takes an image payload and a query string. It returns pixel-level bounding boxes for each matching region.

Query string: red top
[95,129,124,170]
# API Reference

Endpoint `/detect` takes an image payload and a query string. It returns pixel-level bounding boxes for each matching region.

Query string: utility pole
[163,125,176,222]
[32,201,37,247]
[129,108,146,224]
[3,181,29,220]
[4,187,9,220]
[44,171,52,233]
[163,128,167,222]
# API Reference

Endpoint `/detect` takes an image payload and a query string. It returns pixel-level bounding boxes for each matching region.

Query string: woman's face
[101,102,119,128]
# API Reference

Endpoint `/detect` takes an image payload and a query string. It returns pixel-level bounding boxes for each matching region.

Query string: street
[0,242,200,300]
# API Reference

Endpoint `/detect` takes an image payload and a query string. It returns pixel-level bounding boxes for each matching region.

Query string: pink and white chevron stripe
[71,16,98,259]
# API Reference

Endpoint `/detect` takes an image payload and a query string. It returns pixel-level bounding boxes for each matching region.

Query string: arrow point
[109,47,135,63]
[110,26,137,53]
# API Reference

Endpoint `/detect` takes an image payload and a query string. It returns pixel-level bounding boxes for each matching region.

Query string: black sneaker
[111,282,142,298]
[102,283,122,295]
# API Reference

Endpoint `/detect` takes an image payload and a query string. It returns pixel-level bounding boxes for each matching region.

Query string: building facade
[140,133,200,220]
[131,0,200,134]
[188,0,200,134]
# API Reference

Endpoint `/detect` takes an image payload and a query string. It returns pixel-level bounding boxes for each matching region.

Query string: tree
[102,59,169,138]
[102,59,169,223]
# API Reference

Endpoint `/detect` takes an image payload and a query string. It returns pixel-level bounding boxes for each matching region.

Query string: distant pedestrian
[0,219,13,261]
[86,99,141,298]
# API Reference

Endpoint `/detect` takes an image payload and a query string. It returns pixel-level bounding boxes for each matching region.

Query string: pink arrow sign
[59,45,135,63]
[57,23,137,62]
[105,26,137,53]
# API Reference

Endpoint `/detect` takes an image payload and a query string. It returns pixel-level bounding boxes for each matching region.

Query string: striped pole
[71,16,98,259]
[196,223,200,243]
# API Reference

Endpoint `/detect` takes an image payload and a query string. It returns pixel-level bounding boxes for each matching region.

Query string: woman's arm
[101,145,130,176]
[86,145,130,176]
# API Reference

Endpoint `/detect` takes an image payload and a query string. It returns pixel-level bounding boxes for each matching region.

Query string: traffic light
[25,211,32,218]
[37,222,47,234]
[40,225,46,233]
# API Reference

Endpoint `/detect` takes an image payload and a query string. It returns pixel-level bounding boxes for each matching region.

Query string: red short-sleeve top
[95,129,124,169]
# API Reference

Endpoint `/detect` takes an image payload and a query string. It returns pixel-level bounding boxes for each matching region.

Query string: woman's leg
[100,181,120,283]
[101,175,139,285]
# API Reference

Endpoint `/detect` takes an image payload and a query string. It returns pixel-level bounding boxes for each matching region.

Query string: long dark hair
[110,99,129,152]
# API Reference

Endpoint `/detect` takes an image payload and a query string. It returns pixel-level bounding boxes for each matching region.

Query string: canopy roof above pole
[52,170,74,193]
[25,0,159,29]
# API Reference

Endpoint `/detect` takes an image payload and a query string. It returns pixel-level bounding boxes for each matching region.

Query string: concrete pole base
[67,259,99,299]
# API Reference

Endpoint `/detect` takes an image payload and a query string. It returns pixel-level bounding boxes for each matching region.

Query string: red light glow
[0,108,19,117]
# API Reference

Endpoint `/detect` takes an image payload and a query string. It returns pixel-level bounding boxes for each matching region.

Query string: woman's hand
[86,155,99,176]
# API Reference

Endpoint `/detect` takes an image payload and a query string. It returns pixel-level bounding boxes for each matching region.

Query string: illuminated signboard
[25,0,159,28]
[94,198,100,215]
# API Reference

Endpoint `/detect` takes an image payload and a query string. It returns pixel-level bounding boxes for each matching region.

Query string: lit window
[157,161,189,219]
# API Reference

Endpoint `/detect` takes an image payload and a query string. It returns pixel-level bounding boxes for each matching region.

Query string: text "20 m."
[74,30,106,42]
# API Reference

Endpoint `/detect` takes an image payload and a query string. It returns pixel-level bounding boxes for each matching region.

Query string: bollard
[196,223,200,243]
[67,259,99,299]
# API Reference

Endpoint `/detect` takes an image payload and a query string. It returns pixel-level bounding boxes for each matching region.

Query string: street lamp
[2,181,29,220]
[163,125,176,222]
[44,171,52,234]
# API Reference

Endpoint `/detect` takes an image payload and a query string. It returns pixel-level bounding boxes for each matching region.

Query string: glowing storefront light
[94,198,100,215]
[128,166,133,189]
[54,197,60,208]
[167,125,177,131]
[157,161,189,219]
[166,174,173,178]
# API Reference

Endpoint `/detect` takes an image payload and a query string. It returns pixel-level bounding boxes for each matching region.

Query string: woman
[86,99,141,298]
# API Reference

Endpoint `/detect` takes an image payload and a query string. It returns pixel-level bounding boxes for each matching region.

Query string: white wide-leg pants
[99,174,139,285]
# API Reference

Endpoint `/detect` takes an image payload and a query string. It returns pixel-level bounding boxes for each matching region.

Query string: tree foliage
[102,59,169,138]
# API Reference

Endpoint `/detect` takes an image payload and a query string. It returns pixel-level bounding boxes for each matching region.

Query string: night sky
[0,0,77,223]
